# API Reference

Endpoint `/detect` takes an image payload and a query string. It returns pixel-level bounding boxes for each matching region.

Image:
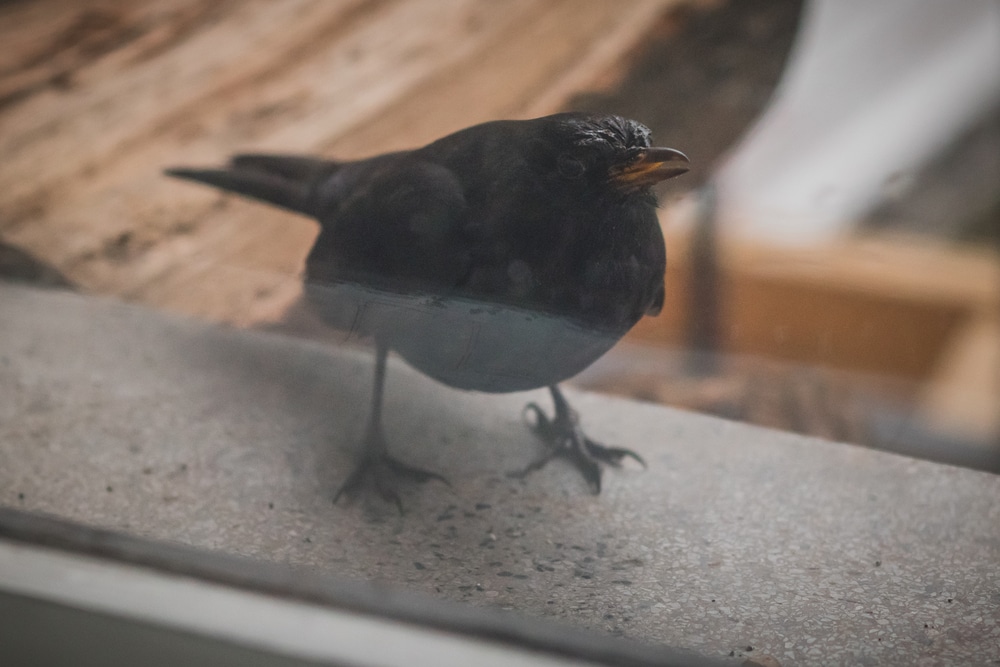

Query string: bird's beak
[610,147,690,188]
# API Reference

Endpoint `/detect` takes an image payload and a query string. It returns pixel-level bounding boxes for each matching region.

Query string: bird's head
[534,113,689,197]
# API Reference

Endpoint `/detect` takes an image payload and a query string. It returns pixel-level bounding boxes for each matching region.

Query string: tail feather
[229,154,335,184]
[165,154,340,217]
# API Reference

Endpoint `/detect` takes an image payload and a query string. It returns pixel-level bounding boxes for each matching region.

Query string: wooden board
[631,225,1000,381]
[0,0,677,325]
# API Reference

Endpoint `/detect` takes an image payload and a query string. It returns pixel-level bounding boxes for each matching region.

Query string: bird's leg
[333,341,448,511]
[513,385,645,493]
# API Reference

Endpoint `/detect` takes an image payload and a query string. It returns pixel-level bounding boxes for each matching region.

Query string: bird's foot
[333,443,448,513]
[511,389,645,493]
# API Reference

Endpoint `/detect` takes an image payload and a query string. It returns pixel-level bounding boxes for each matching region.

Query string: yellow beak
[610,147,690,188]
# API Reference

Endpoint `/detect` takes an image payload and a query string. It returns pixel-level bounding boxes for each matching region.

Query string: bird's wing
[646,282,665,316]
[307,159,472,289]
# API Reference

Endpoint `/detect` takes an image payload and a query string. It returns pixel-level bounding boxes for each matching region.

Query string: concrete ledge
[2,284,998,665]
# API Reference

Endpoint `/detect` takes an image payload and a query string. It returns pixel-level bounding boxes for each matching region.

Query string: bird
[166,112,689,509]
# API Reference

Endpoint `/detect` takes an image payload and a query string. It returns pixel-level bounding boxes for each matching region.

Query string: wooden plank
[919,310,1000,439]
[627,225,1000,381]
[0,0,680,326]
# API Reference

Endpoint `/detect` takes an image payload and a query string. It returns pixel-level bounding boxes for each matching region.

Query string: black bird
[166,112,688,507]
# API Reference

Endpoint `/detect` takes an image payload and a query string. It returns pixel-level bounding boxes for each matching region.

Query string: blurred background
[1,0,998,471]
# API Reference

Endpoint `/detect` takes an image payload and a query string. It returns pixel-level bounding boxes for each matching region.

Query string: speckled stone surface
[2,284,999,666]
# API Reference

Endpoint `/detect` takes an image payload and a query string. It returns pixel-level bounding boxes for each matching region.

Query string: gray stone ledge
[1,284,998,666]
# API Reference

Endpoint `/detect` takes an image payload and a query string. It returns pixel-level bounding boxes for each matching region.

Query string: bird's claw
[515,390,644,494]
[334,452,449,514]
[523,402,556,439]
[584,439,647,469]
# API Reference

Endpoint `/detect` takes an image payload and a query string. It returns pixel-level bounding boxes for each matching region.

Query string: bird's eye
[557,153,586,179]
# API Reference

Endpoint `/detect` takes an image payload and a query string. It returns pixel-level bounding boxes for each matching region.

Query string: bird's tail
[164,154,338,217]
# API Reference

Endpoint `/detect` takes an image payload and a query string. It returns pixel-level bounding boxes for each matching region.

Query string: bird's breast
[303,281,620,393]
